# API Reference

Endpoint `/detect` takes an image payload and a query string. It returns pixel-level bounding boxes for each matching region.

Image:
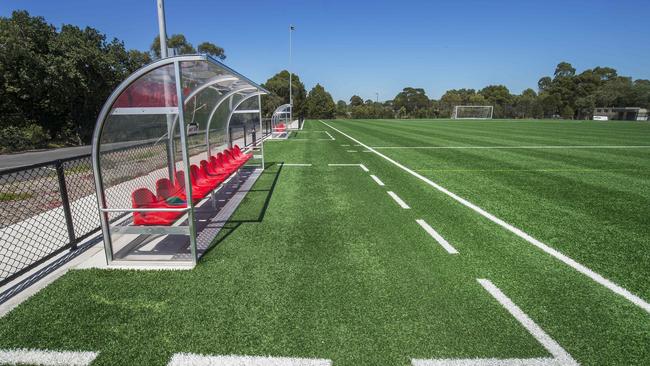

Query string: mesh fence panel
[0,164,69,284]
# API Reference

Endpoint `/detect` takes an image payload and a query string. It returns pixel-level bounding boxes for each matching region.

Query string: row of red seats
[273,122,286,133]
[131,145,253,226]
[113,81,191,108]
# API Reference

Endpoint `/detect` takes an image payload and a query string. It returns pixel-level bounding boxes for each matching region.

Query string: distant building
[593,107,648,121]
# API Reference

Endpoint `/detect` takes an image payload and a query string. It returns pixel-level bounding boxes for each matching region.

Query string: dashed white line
[167,353,332,366]
[370,175,385,186]
[324,131,335,140]
[0,349,99,366]
[283,163,313,166]
[346,150,358,153]
[416,219,458,254]
[320,120,650,314]
[359,164,369,172]
[387,191,410,209]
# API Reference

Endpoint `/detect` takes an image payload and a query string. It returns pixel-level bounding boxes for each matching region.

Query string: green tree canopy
[349,95,364,107]
[0,10,151,151]
[304,84,336,119]
[393,87,430,115]
[150,35,226,60]
[261,70,307,118]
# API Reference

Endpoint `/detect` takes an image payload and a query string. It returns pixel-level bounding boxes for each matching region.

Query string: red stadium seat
[209,156,231,176]
[176,170,211,200]
[191,164,223,187]
[131,188,182,226]
[201,160,227,181]
[156,178,187,202]
[233,145,252,161]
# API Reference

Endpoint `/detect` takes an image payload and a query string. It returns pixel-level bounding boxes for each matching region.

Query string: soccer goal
[452,105,493,120]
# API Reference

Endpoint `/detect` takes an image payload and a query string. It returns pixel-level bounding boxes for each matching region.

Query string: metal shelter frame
[270,104,292,139]
[91,54,268,268]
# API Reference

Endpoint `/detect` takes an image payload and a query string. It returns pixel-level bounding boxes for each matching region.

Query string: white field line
[387,191,410,209]
[340,144,350,147]
[370,175,385,186]
[415,219,458,254]
[346,150,358,153]
[320,120,650,314]
[371,145,650,150]
[0,349,98,366]
[167,353,332,366]
[411,279,577,366]
[324,131,335,140]
[327,164,368,173]
[283,164,313,167]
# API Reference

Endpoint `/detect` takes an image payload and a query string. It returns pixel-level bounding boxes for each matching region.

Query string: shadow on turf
[201,162,284,257]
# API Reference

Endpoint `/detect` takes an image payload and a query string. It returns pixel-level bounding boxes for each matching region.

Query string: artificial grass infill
[0,119,648,365]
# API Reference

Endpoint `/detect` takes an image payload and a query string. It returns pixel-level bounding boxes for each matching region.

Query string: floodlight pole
[157,0,168,58]
[376,92,379,103]
[289,24,293,123]
[157,0,177,180]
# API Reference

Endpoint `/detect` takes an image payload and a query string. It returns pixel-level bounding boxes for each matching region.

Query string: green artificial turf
[0,119,648,365]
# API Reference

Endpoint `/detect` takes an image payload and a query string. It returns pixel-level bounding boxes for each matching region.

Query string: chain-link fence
[0,126,273,289]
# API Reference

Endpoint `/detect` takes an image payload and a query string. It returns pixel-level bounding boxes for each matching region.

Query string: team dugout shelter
[91,54,268,268]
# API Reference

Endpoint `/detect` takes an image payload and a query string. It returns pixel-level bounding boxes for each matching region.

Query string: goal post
[452,105,493,120]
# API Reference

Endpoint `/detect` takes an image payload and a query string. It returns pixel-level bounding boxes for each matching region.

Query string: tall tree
[261,70,307,118]
[349,95,364,107]
[393,87,430,116]
[304,84,336,119]
[197,42,226,60]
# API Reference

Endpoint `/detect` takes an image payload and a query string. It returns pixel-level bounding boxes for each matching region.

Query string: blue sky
[2,0,650,101]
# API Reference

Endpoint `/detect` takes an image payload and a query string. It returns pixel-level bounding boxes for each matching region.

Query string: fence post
[243,124,247,146]
[228,127,233,148]
[55,161,77,250]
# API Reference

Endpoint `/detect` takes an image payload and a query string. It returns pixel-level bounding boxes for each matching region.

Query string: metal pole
[258,93,265,171]
[55,161,77,250]
[173,61,198,265]
[289,25,293,123]
[157,0,168,58]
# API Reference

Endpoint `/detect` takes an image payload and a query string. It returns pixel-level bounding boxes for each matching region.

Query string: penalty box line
[319,120,650,314]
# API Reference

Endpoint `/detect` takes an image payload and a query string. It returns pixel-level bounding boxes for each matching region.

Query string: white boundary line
[0,349,99,366]
[411,279,577,366]
[324,131,335,140]
[371,145,650,149]
[167,353,332,366]
[346,150,358,153]
[370,175,385,186]
[359,164,369,172]
[387,191,410,209]
[283,164,313,167]
[320,120,650,314]
[415,219,458,254]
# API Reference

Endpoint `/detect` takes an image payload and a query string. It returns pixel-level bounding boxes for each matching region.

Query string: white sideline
[371,145,650,149]
[320,120,650,314]
[415,219,458,254]
[0,348,98,366]
[369,175,385,186]
[411,279,577,366]
[387,191,410,209]
[167,353,332,366]
[283,164,313,167]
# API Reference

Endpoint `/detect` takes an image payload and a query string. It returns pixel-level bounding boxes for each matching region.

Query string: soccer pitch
[0,119,649,365]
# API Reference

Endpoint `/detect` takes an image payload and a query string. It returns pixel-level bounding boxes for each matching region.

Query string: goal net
[452,105,493,119]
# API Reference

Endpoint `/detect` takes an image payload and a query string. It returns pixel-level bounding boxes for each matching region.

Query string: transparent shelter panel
[98,63,192,262]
